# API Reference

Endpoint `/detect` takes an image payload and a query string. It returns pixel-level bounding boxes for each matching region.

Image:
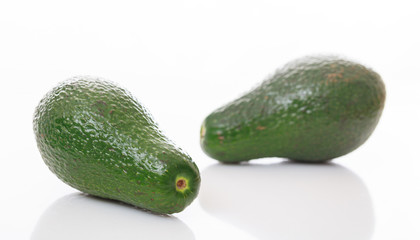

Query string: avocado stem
[176,179,187,190]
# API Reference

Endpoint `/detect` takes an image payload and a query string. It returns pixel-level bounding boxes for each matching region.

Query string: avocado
[33,76,200,214]
[200,55,386,163]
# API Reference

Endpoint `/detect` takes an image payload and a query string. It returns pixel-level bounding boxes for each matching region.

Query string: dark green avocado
[200,55,386,163]
[34,76,200,214]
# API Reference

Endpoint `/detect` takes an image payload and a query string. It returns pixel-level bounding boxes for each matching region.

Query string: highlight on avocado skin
[200,55,386,163]
[33,76,200,214]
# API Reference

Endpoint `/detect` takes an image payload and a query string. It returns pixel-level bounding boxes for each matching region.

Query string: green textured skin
[201,55,386,163]
[34,77,200,214]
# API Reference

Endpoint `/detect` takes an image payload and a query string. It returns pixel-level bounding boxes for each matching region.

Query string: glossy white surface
[200,163,374,240]
[32,193,195,240]
[1,0,419,239]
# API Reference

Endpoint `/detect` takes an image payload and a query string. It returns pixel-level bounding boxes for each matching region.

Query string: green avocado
[200,55,386,163]
[34,76,200,214]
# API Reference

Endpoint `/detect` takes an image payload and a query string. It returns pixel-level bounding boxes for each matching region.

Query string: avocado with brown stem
[34,76,200,214]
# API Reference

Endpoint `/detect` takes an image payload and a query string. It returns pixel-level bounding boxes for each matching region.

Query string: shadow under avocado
[199,161,374,240]
[31,193,195,240]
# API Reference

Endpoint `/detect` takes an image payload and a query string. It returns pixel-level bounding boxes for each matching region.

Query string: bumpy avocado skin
[34,77,200,214]
[201,56,386,163]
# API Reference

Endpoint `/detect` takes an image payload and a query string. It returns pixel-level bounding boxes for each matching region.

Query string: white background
[1,0,419,239]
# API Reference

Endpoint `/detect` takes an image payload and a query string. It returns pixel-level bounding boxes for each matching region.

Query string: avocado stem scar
[175,176,189,193]
[176,179,186,190]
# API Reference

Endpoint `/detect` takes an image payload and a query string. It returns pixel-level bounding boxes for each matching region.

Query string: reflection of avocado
[32,193,195,240]
[199,163,374,240]
[33,77,200,214]
[201,56,386,162]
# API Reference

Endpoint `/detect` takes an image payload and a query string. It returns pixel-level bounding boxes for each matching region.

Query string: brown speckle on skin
[325,67,345,85]
[325,73,342,83]
[256,126,266,130]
